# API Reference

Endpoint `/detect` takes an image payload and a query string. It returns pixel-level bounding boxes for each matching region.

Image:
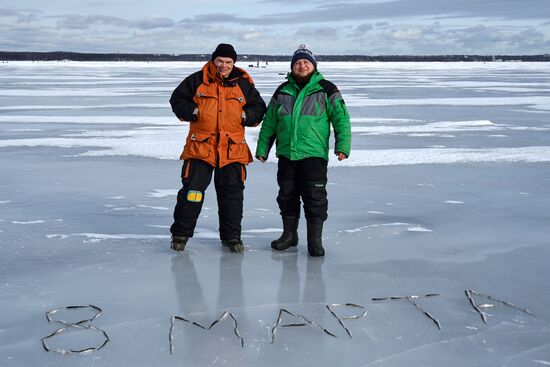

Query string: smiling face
[213,56,235,78]
[291,58,315,80]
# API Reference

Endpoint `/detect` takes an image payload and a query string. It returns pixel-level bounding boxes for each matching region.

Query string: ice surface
[1,61,550,366]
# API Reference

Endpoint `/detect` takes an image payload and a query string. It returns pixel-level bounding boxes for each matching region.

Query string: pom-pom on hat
[211,43,237,62]
[290,44,317,70]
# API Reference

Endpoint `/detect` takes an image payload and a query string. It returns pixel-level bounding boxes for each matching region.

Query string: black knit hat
[290,45,317,70]
[211,43,237,62]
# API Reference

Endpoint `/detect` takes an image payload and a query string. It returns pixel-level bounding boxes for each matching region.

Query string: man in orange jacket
[169,43,266,253]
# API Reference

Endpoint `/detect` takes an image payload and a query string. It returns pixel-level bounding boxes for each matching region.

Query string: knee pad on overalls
[186,190,203,203]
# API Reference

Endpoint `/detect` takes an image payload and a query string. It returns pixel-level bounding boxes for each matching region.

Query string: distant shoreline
[1,51,549,62]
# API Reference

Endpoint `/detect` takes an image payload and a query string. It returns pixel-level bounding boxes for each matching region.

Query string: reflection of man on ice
[256,45,351,257]
[169,43,266,253]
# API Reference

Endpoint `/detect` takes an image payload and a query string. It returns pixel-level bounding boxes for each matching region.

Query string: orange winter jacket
[170,61,266,168]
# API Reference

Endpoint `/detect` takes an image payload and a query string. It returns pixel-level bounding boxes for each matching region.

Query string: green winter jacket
[255,71,351,161]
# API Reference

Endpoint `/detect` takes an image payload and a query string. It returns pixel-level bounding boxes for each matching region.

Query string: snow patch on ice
[406,226,433,232]
[0,103,166,111]
[0,87,171,97]
[80,233,169,240]
[8,128,43,132]
[242,228,282,233]
[3,124,550,167]
[346,95,550,111]
[351,117,423,124]
[0,115,178,125]
[331,146,550,167]
[108,207,136,212]
[443,200,464,204]
[47,233,170,242]
[342,222,431,235]
[146,189,178,198]
[12,220,45,224]
[534,360,550,366]
[46,234,70,239]
[0,200,11,204]
[138,204,169,211]
[193,228,222,239]
[352,120,498,135]
[406,133,455,137]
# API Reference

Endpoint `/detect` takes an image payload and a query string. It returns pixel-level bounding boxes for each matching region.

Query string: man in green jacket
[255,45,351,257]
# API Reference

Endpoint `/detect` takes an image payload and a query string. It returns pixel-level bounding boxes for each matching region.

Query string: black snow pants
[276,156,328,221]
[171,159,246,241]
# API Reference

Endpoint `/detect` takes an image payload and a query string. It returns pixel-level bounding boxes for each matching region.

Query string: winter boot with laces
[171,235,188,252]
[307,220,325,257]
[271,216,299,251]
[221,239,244,253]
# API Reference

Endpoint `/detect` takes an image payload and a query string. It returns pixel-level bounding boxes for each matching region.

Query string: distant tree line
[1,51,549,62]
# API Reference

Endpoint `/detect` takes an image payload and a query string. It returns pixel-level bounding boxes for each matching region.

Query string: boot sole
[227,244,244,253]
[308,246,325,257]
[222,241,244,253]
[171,243,186,252]
[271,238,298,251]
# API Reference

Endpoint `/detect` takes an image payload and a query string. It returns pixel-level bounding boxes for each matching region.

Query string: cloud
[1,1,549,55]
[0,8,42,23]
[53,14,173,30]
[293,26,342,40]
[191,0,550,26]
[309,0,550,23]
[55,15,130,30]
[133,17,174,30]
[351,23,374,40]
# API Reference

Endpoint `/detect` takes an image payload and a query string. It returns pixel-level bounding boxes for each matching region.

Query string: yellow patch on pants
[187,190,203,203]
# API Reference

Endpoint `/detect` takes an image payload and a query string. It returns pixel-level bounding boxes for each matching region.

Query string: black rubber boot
[171,235,188,252]
[307,220,325,257]
[271,216,299,251]
[221,239,244,253]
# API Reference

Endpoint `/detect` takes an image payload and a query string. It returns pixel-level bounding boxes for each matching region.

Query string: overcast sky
[1,0,549,55]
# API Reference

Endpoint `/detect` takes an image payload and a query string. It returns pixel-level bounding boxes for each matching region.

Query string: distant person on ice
[169,43,266,253]
[255,45,351,257]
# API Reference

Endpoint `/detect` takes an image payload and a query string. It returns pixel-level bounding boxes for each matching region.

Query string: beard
[291,70,314,84]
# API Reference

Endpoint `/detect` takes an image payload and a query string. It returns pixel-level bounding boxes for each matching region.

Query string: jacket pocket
[195,92,218,121]
[309,121,329,152]
[185,131,211,159]
[225,95,246,125]
[227,132,246,160]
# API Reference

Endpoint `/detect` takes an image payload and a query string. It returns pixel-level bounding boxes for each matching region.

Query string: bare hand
[336,152,347,161]
[256,155,266,162]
